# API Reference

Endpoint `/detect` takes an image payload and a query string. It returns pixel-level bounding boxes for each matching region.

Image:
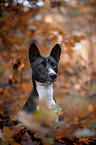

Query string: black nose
[50,73,57,80]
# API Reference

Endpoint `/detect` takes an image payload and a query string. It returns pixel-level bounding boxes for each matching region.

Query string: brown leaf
[54,125,71,139]
[3,126,14,139]
[0,88,3,94]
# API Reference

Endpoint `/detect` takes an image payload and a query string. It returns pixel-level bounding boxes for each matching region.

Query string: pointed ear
[29,43,41,63]
[50,44,61,63]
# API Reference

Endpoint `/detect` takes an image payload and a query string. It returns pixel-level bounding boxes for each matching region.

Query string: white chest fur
[35,81,56,109]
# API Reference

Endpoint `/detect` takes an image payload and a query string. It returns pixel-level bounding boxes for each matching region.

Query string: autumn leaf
[88,105,94,113]
[1,126,20,145]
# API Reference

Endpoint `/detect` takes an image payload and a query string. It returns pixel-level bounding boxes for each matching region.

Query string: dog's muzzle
[49,73,57,80]
[48,68,57,80]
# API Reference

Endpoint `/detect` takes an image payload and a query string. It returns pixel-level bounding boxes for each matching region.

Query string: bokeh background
[0,0,96,144]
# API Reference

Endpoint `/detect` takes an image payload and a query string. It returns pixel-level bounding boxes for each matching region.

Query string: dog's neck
[35,81,56,109]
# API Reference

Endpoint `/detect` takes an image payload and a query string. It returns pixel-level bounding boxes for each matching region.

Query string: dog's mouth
[39,78,57,84]
[46,77,57,84]
[37,73,57,84]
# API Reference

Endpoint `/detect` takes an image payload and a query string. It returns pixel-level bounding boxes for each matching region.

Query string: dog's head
[29,43,61,84]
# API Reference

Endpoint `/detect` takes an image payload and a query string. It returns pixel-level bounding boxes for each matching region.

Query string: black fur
[22,43,61,113]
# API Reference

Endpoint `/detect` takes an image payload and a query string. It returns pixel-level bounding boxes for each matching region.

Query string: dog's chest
[35,81,56,108]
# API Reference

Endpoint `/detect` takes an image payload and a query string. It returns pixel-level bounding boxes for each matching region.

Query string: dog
[22,43,61,114]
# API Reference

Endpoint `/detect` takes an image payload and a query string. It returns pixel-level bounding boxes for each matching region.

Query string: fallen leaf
[3,126,14,139]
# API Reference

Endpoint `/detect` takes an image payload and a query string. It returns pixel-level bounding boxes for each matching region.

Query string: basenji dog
[22,43,61,114]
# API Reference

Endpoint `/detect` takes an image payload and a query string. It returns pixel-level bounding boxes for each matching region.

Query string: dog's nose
[50,73,57,80]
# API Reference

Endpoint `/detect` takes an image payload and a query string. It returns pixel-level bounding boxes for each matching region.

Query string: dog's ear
[50,44,61,63]
[29,43,41,63]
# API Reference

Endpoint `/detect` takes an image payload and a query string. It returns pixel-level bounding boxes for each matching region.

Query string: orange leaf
[88,105,94,113]
[3,126,13,139]
[21,83,26,89]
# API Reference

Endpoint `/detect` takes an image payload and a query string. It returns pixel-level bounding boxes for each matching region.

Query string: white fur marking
[48,68,56,75]
[35,81,56,109]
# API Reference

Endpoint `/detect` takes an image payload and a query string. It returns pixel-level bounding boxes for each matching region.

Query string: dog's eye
[51,62,57,68]
[39,61,46,67]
